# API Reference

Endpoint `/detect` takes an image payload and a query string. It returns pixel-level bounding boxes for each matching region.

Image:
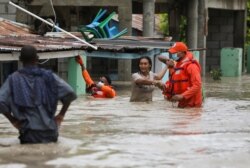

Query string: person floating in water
[130,56,168,102]
[156,42,202,108]
[75,56,116,98]
[0,45,77,144]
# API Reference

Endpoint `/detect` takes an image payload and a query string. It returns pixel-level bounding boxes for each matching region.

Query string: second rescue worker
[157,42,203,108]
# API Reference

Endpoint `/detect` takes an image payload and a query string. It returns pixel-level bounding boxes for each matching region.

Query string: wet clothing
[91,85,116,98]
[82,69,116,98]
[82,69,95,88]
[10,66,57,113]
[164,52,202,108]
[130,71,156,102]
[19,129,58,144]
[0,66,76,144]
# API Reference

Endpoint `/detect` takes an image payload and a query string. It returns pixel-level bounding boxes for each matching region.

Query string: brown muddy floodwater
[0,75,250,168]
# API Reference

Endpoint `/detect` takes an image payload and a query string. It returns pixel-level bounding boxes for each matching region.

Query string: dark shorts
[19,129,58,144]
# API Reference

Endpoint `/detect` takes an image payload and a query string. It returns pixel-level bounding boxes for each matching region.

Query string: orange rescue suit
[164,52,202,108]
[82,70,116,98]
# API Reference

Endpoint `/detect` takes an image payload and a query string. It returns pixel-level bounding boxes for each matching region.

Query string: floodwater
[1,75,250,168]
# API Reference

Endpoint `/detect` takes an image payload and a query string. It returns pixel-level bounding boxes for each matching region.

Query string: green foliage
[179,15,187,43]
[159,1,250,44]
[158,13,187,42]
[159,13,169,36]
[247,0,250,45]
[210,68,222,80]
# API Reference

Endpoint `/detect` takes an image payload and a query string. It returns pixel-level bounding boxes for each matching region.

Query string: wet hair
[19,45,39,63]
[104,75,112,85]
[138,56,152,71]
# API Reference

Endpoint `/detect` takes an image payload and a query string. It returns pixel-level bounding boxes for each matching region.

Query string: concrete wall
[206,0,246,10]
[205,0,246,72]
[0,0,16,21]
[56,58,68,81]
[206,9,235,71]
[30,0,133,81]
[0,0,16,85]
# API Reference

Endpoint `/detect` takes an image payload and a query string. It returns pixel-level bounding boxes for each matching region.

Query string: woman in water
[130,56,168,102]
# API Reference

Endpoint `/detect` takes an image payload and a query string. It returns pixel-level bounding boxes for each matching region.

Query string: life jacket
[80,69,116,98]
[92,85,116,98]
[164,54,201,100]
[92,90,106,98]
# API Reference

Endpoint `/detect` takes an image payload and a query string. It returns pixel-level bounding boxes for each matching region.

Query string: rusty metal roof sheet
[0,18,172,54]
[0,18,34,36]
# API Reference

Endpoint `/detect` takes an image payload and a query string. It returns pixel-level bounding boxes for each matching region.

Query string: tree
[158,13,187,42]
[159,13,169,36]
[246,0,250,45]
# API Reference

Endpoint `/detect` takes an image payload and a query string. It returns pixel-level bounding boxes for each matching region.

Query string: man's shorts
[19,129,58,144]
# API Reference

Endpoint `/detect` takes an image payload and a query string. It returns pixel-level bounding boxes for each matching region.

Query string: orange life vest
[92,85,116,98]
[164,56,201,99]
[81,69,116,98]
[92,90,106,98]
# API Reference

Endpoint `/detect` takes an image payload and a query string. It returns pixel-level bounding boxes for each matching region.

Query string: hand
[87,83,96,93]
[158,55,169,64]
[96,81,104,88]
[3,112,22,130]
[55,114,64,127]
[153,80,163,88]
[170,94,184,101]
[75,56,84,66]
[12,120,22,129]
[91,86,98,94]
[166,59,175,68]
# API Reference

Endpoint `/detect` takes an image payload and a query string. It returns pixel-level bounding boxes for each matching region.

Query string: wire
[49,0,57,32]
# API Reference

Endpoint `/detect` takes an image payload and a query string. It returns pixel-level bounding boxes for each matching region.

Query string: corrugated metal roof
[0,18,34,36]
[0,35,88,52]
[0,18,172,55]
[0,18,91,53]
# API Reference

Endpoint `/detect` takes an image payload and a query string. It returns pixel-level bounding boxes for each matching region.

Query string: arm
[154,59,175,80]
[55,92,76,126]
[82,69,95,86]
[55,97,72,126]
[153,59,175,88]
[2,112,21,129]
[75,56,95,86]
[154,65,168,80]
[134,78,155,85]
[154,81,166,91]
[133,73,155,86]
[0,78,22,129]
[54,74,77,126]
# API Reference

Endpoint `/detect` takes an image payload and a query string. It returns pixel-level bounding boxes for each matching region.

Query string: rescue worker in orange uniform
[75,56,116,98]
[156,42,202,108]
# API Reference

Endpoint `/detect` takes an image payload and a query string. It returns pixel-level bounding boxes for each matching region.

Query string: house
[0,17,173,93]
[0,0,248,79]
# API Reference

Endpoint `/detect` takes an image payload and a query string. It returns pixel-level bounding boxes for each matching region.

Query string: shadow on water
[1,75,250,168]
